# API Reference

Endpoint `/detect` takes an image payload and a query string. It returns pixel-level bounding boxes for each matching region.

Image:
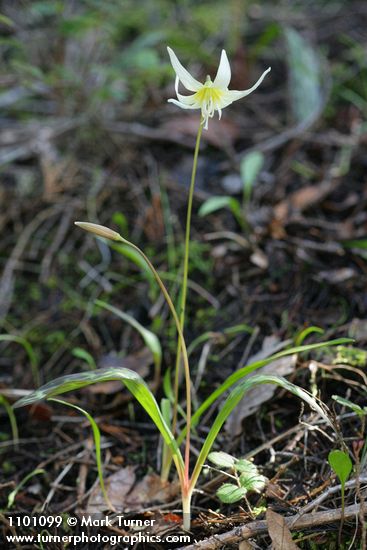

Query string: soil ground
[1,1,367,548]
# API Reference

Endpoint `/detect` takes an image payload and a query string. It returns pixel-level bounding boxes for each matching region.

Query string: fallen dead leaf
[86,469,179,514]
[349,319,367,343]
[250,247,269,269]
[87,466,136,513]
[143,194,165,241]
[266,509,300,550]
[316,267,357,284]
[273,179,338,222]
[125,472,180,511]
[239,541,255,550]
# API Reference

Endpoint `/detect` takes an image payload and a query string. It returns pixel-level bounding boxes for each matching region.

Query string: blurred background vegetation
[1,3,367,542]
[0,0,366,392]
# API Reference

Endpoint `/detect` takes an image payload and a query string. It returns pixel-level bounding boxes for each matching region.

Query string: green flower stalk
[170,121,203,442]
[165,46,271,470]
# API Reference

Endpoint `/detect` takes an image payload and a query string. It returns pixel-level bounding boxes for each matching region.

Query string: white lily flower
[167,47,271,130]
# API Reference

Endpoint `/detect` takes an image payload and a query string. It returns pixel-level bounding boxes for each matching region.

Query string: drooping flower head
[167,47,271,130]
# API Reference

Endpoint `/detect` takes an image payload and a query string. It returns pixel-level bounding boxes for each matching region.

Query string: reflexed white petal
[221,67,271,103]
[168,98,199,110]
[176,92,198,105]
[167,47,202,92]
[213,50,231,89]
[174,76,198,105]
[217,93,237,109]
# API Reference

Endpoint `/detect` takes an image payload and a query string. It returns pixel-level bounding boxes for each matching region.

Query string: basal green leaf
[328,450,353,485]
[190,373,334,490]
[0,395,19,445]
[50,398,112,509]
[72,347,97,370]
[7,469,45,509]
[163,368,174,401]
[240,151,264,203]
[342,239,367,250]
[13,367,183,472]
[294,326,324,346]
[332,395,366,417]
[160,397,173,481]
[178,338,352,446]
[111,242,155,285]
[0,14,15,27]
[161,397,172,425]
[198,196,240,219]
[239,472,267,493]
[0,334,39,385]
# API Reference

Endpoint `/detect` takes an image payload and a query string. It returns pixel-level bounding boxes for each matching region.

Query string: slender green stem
[117,237,192,489]
[172,121,203,435]
[339,483,345,546]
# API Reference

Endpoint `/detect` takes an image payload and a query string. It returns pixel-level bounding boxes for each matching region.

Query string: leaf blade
[328,450,353,485]
[177,338,352,446]
[216,483,247,503]
[190,373,334,490]
[50,398,113,510]
[14,367,184,472]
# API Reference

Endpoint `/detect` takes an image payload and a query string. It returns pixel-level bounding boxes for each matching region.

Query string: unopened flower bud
[75,222,122,241]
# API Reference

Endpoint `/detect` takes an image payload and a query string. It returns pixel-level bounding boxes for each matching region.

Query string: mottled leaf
[208,451,236,469]
[216,483,247,504]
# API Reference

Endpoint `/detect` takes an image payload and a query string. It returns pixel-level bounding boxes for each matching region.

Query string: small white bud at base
[74,222,122,241]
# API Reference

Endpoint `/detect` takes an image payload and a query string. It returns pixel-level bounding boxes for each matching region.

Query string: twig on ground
[179,504,363,549]
[290,476,367,519]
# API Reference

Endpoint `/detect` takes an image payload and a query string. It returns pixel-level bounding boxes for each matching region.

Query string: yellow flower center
[194,85,224,105]
[193,77,224,119]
